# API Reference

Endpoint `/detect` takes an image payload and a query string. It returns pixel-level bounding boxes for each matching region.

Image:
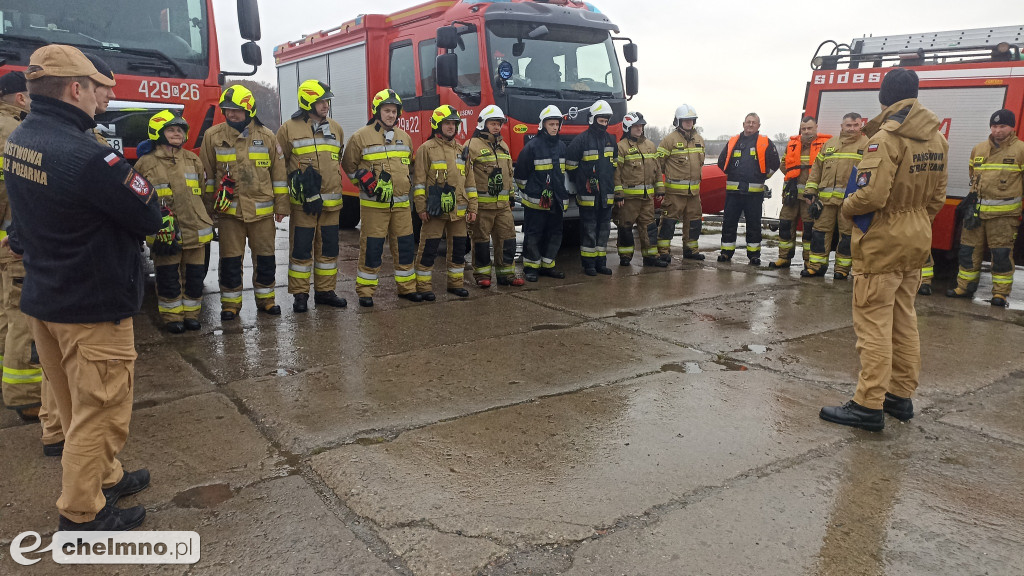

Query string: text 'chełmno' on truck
[0,0,264,160]
[804,25,1024,259]
[274,0,654,229]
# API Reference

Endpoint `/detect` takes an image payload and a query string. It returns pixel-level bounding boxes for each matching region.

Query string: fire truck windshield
[0,0,208,79]
[486,21,623,99]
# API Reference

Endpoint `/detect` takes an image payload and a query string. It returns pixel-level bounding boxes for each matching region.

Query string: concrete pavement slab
[310,368,846,553]
[562,421,1024,576]
[379,527,505,576]
[938,372,1024,445]
[230,323,701,454]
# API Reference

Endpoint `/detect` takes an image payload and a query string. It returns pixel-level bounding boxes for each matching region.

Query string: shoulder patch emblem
[856,172,870,188]
[125,170,153,198]
[867,144,878,153]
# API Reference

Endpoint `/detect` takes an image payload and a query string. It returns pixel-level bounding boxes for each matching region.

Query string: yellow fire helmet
[430,104,460,131]
[147,109,189,142]
[219,85,257,117]
[298,79,333,111]
[370,88,403,118]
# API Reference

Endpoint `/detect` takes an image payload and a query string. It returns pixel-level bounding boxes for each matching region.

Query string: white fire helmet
[539,105,564,124]
[673,104,698,126]
[622,111,646,131]
[476,105,507,131]
[588,99,613,124]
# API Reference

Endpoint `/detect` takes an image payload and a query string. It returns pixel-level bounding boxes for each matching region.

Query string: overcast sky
[213,0,1010,140]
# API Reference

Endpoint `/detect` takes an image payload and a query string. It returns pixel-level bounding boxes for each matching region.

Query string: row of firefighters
[2,71,1023,421]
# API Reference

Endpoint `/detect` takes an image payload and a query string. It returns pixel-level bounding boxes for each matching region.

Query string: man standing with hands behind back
[820,68,947,431]
[5,44,162,530]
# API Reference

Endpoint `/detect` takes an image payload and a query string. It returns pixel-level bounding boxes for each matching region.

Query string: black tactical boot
[596,265,613,275]
[358,297,374,307]
[448,287,470,297]
[991,295,1009,307]
[643,257,668,268]
[259,305,281,315]
[819,401,884,432]
[945,288,974,299]
[619,257,632,266]
[59,504,146,532]
[539,268,565,279]
[164,321,185,334]
[917,284,932,296]
[420,291,437,302]
[43,440,64,457]
[524,270,539,282]
[683,252,705,261]
[658,253,672,264]
[293,293,309,313]
[398,292,423,303]
[103,468,151,506]
[768,259,790,269]
[882,392,914,422]
[801,267,827,278]
[747,257,761,266]
[183,318,201,331]
[314,291,347,308]
[220,310,236,321]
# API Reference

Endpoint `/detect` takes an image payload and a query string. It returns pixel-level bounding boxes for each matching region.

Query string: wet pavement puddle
[171,483,234,509]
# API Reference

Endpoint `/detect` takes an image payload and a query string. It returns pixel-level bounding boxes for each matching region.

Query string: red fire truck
[803,26,1024,258]
[274,0,647,228]
[0,0,263,159]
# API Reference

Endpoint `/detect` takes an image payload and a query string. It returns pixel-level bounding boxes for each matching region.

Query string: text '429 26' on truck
[274,0,641,229]
[0,0,264,160]
[805,25,1024,260]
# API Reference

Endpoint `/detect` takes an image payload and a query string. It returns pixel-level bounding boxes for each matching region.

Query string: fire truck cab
[274,0,640,229]
[803,26,1024,259]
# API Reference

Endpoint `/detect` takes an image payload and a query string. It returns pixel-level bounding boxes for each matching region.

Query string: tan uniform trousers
[0,259,8,370]
[777,200,813,264]
[920,253,935,288]
[357,207,418,298]
[288,207,341,294]
[1,260,42,410]
[616,197,657,259]
[416,217,468,293]
[470,208,516,281]
[153,247,206,324]
[957,216,1017,297]
[809,205,854,275]
[218,217,278,313]
[851,270,922,410]
[30,317,135,523]
[658,194,702,256]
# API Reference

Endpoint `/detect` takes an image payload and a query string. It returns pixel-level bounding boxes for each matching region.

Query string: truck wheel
[339,199,360,229]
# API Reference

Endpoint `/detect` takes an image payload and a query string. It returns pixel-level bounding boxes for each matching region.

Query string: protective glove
[215,173,236,213]
[353,168,378,195]
[783,179,799,202]
[587,177,600,196]
[487,167,504,196]
[440,186,456,213]
[153,207,182,255]
[808,197,824,220]
[653,194,664,210]
[539,188,553,210]
[375,170,394,203]
[763,186,773,200]
[302,167,324,216]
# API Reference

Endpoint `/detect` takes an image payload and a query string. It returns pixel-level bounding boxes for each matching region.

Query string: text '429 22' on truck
[274,0,649,230]
[0,0,264,160]
[805,25,1024,260]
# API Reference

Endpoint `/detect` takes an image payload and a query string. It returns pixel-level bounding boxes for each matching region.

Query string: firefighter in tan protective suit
[947,109,1024,306]
[136,110,214,333]
[0,71,44,424]
[656,104,706,262]
[465,105,523,287]
[770,117,830,271]
[341,89,420,308]
[615,112,666,267]
[820,68,947,431]
[414,105,477,300]
[803,113,869,280]
[201,85,289,320]
[277,79,348,312]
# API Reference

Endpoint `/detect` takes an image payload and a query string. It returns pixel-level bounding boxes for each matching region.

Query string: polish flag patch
[104,152,121,166]
[867,144,878,153]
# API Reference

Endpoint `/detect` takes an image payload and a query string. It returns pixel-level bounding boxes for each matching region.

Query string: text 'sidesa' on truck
[274,0,643,230]
[803,25,1024,262]
[0,0,264,160]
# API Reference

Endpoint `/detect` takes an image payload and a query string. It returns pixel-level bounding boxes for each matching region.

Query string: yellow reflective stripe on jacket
[725,181,765,192]
[2,366,43,384]
[197,227,214,243]
[292,138,342,155]
[978,197,1022,213]
[273,181,288,195]
[817,152,864,162]
[215,148,236,162]
[248,146,271,161]
[429,162,448,171]
[154,184,172,198]
[321,193,343,207]
[254,201,275,216]
[362,144,412,161]
[973,162,1023,172]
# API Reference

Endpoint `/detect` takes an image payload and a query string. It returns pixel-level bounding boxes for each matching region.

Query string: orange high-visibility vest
[784,134,831,180]
[725,134,771,176]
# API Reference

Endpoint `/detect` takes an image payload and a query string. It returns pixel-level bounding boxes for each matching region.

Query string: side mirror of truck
[237,0,261,42]
[241,41,262,67]
[625,66,638,97]
[623,42,638,64]
[437,26,459,51]
[437,53,458,88]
